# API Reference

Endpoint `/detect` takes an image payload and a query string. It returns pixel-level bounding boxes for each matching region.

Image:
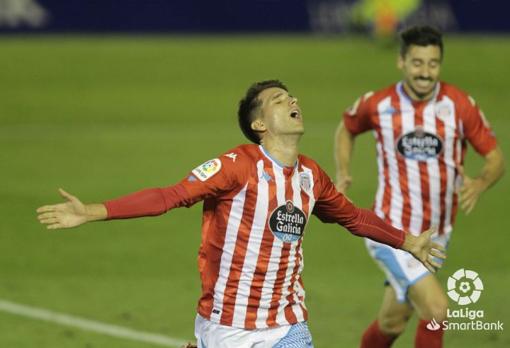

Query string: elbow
[495,147,506,178]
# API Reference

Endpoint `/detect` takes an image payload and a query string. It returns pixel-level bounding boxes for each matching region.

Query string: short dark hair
[400,26,443,58]
[238,80,288,144]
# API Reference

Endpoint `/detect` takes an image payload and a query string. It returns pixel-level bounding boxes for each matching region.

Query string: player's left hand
[457,165,487,215]
[402,228,446,274]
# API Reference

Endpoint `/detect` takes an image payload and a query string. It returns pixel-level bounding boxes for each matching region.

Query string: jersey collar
[259,145,298,170]
[397,81,441,105]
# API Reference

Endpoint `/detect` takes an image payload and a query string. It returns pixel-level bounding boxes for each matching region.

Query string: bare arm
[459,146,505,214]
[334,120,355,193]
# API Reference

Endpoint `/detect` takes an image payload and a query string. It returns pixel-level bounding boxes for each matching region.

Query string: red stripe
[220,182,258,326]
[414,103,431,232]
[282,169,298,325]
[373,121,392,221]
[266,169,294,326]
[451,120,463,228]
[197,198,234,319]
[435,104,448,235]
[283,167,311,321]
[390,94,410,230]
[244,161,277,329]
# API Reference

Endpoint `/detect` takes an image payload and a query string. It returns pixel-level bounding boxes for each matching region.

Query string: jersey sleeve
[342,91,374,135]
[105,151,245,219]
[178,153,244,206]
[312,165,405,249]
[461,96,497,156]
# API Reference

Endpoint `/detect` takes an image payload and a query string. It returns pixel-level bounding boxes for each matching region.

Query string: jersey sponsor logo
[396,126,444,161]
[268,201,307,243]
[192,158,222,181]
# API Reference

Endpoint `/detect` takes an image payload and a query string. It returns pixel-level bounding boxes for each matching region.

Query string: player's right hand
[37,189,89,229]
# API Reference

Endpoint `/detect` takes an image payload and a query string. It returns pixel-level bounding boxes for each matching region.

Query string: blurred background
[1,1,508,347]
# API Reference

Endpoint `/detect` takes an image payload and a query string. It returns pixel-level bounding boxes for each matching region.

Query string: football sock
[360,320,397,348]
[415,319,443,348]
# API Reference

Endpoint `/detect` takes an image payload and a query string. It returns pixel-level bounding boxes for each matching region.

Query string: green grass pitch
[0,35,509,347]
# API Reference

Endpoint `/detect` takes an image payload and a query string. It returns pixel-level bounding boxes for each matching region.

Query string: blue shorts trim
[273,321,314,348]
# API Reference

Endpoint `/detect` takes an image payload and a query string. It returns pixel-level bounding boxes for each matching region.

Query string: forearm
[476,147,505,190]
[334,121,355,179]
[346,208,405,249]
[84,204,108,222]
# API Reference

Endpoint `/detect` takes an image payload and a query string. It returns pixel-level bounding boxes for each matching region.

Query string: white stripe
[255,164,286,328]
[0,299,187,347]
[397,88,423,235]
[275,170,304,325]
[423,102,441,229]
[294,165,315,306]
[232,161,269,327]
[210,183,248,322]
[378,97,403,229]
[299,165,315,277]
[300,165,316,215]
[441,96,457,233]
[374,136,386,219]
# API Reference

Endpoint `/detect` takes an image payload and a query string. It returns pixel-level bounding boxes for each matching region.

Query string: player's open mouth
[290,110,301,119]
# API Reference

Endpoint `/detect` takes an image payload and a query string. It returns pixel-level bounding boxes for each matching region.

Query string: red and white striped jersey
[179,144,345,329]
[343,81,497,235]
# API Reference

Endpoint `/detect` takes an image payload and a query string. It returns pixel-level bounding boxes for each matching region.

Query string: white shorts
[194,314,314,348]
[365,232,450,303]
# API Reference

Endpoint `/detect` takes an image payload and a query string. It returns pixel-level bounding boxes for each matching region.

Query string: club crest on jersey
[268,201,307,243]
[435,102,452,122]
[299,172,311,192]
[396,126,443,161]
[192,158,222,181]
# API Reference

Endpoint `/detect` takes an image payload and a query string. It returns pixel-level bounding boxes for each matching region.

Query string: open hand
[37,189,89,229]
[402,228,446,273]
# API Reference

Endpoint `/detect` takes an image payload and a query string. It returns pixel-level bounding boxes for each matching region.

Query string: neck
[402,81,437,102]
[261,135,300,167]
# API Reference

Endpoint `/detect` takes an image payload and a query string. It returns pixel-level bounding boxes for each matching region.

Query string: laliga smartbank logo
[426,268,504,332]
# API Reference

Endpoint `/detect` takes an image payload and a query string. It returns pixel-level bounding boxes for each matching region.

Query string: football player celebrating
[38,80,445,348]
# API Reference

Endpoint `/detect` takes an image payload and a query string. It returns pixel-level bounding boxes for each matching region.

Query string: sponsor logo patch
[268,201,307,243]
[191,158,222,181]
[396,126,443,161]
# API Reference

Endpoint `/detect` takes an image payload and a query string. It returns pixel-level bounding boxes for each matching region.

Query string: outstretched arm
[37,189,107,229]
[313,167,445,273]
[343,207,445,273]
[37,184,190,230]
[37,153,244,230]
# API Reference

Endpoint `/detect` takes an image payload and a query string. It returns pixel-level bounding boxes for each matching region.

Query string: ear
[251,119,266,132]
[397,55,404,70]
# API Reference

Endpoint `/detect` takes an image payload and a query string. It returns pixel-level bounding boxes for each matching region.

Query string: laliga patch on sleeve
[192,158,222,181]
